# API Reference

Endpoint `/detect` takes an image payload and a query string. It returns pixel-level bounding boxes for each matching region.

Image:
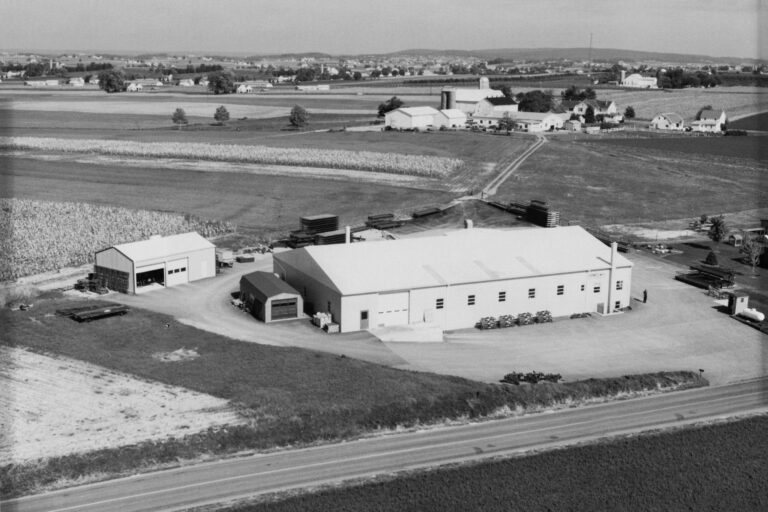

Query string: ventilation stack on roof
[300,214,339,234]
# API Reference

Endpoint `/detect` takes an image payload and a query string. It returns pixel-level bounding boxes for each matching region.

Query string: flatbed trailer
[70,305,130,322]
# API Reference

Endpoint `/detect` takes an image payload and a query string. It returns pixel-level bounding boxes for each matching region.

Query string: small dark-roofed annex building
[94,232,215,294]
[240,271,303,323]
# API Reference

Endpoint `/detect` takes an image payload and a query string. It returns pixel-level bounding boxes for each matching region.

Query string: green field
[1,155,456,235]
[493,135,767,226]
[231,415,768,512]
[1,298,705,498]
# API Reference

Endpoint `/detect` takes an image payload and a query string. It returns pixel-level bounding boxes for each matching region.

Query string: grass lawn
[1,297,704,498]
[730,111,768,131]
[1,155,455,236]
[491,136,767,226]
[232,415,768,512]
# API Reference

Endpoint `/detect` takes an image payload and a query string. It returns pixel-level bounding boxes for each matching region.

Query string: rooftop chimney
[345,225,351,244]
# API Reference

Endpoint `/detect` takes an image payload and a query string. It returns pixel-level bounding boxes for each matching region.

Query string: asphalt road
[4,377,767,512]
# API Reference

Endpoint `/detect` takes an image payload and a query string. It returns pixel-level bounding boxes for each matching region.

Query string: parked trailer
[70,305,130,322]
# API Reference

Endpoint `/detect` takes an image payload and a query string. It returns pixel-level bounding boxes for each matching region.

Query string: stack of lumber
[300,214,339,234]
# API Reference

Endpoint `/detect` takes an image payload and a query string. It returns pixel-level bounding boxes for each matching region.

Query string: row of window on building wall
[167,267,186,275]
[435,281,624,309]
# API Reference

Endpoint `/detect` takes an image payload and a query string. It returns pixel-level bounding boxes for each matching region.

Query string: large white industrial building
[94,232,215,294]
[384,106,441,130]
[273,227,633,333]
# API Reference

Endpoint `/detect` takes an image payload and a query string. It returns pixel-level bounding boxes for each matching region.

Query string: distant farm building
[385,106,440,130]
[691,110,727,132]
[296,84,330,91]
[650,113,685,131]
[126,83,143,92]
[25,79,59,87]
[236,84,253,94]
[178,78,195,87]
[572,99,618,118]
[436,108,467,128]
[440,77,505,114]
[621,71,658,89]
[240,271,303,323]
[513,112,568,132]
[69,77,85,87]
[472,97,519,126]
[94,232,215,294]
[273,226,633,333]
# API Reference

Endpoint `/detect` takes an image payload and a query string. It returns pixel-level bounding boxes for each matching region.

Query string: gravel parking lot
[111,250,766,386]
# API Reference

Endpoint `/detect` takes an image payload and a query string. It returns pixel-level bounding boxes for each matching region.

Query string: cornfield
[0,137,463,178]
[0,198,234,281]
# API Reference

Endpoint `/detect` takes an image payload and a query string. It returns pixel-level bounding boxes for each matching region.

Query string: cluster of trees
[378,96,404,117]
[158,63,223,75]
[561,85,596,101]
[63,62,113,73]
[657,68,721,89]
[171,104,309,130]
[515,90,554,112]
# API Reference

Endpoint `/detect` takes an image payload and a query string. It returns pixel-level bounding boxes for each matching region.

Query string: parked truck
[215,248,235,268]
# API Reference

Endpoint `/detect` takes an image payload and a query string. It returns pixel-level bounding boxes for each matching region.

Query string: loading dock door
[271,298,298,320]
[166,258,189,287]
[377,291,409,327]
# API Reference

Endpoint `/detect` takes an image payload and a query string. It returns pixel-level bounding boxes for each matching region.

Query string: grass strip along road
[4,377,767,512]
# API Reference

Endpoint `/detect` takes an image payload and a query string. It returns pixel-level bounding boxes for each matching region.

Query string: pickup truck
[215,248,235,268]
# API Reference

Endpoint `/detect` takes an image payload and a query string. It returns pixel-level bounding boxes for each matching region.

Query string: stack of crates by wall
[526,200,560,228]
[300,214,339,234]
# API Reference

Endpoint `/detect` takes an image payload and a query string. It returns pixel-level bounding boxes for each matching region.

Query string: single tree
[583,87,596,100]
[352,71,362,80]
[700,214,709,224]
[213,105,230,125]
[584,105,596,124]
[624,106,636,119]
[498,112,515,133]
[695,105,713,120]
[708,215,727,245]
[741,237,765,273]
[378,96,404,117]
[289,104,309,128]
[515,90,554,112]
[207,72,234,95]
[704,250,719,266]
[172,108,188,130]
[97,70,126,93]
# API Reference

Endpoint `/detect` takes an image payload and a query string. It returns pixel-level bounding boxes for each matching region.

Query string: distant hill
[388,47,759,64]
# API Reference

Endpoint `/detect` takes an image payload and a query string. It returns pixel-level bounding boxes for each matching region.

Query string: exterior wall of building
[650,116,685,130]
[277,259,342,321]
[385,111,435,130]
[135,247,214,284]
[332,266,633,332]
[95,248,135,293]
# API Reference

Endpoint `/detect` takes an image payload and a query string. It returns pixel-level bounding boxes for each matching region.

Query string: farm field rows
[235,415,768,512]
[492,136,767,227]
[0,155,456,235]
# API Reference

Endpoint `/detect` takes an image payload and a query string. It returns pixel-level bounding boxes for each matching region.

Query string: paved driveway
[385,251,767,385]
[111,251,766,386]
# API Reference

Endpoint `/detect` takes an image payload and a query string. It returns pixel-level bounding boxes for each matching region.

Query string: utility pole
[587,33,593,78]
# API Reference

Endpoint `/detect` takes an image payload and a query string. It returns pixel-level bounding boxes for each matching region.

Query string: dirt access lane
[108,254,408,368]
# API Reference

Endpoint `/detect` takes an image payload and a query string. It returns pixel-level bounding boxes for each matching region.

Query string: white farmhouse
[236,84,253,94]
[436,109,467,129]
[621,71,658,89]
[384,106,440,130]
[691,110,727,132]
[69,77,85,87]
[650,113,685,131]
[178,78,195,87]
[126,82,143,92]
[274,227,633,333]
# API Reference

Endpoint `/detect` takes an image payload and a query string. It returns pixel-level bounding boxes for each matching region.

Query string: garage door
[377,291,409,327]
[166,258,188,287]
[271,298,297,320]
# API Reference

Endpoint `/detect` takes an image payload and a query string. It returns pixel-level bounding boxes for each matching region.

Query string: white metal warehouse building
[273,226,633,333]
[94,232,216,294]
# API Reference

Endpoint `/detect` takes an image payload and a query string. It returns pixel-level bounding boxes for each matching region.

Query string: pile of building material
[312,312,332,328]
[74,273,109,294]
[365,213,406,230]
[316,228,348,245]
[301,214,339,234]
[526,200,560,228]
[412,206,442,219]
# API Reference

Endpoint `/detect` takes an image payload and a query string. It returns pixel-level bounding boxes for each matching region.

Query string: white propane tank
[739,308,765,322]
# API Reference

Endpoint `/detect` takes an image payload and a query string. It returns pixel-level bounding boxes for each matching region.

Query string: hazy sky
[1,0,765,59]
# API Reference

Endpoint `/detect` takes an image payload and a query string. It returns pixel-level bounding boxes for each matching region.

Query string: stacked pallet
[366,213,406,230]
[300,214,339,234]
[315,228,348,245]
[526,200,560,228]
[287,230,315,249]
[412,206,441,218]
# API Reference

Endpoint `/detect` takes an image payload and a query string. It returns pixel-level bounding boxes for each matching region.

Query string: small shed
[240,271,303,323]
[730,233,743,247]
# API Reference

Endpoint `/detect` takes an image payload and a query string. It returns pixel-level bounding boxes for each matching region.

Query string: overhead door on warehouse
[377,291,409,327]
[271,298,298,320]
[166,258,189,287]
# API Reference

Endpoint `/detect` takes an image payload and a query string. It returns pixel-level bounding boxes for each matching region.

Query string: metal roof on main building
[105,232,214,262]
[275,226,632,296]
